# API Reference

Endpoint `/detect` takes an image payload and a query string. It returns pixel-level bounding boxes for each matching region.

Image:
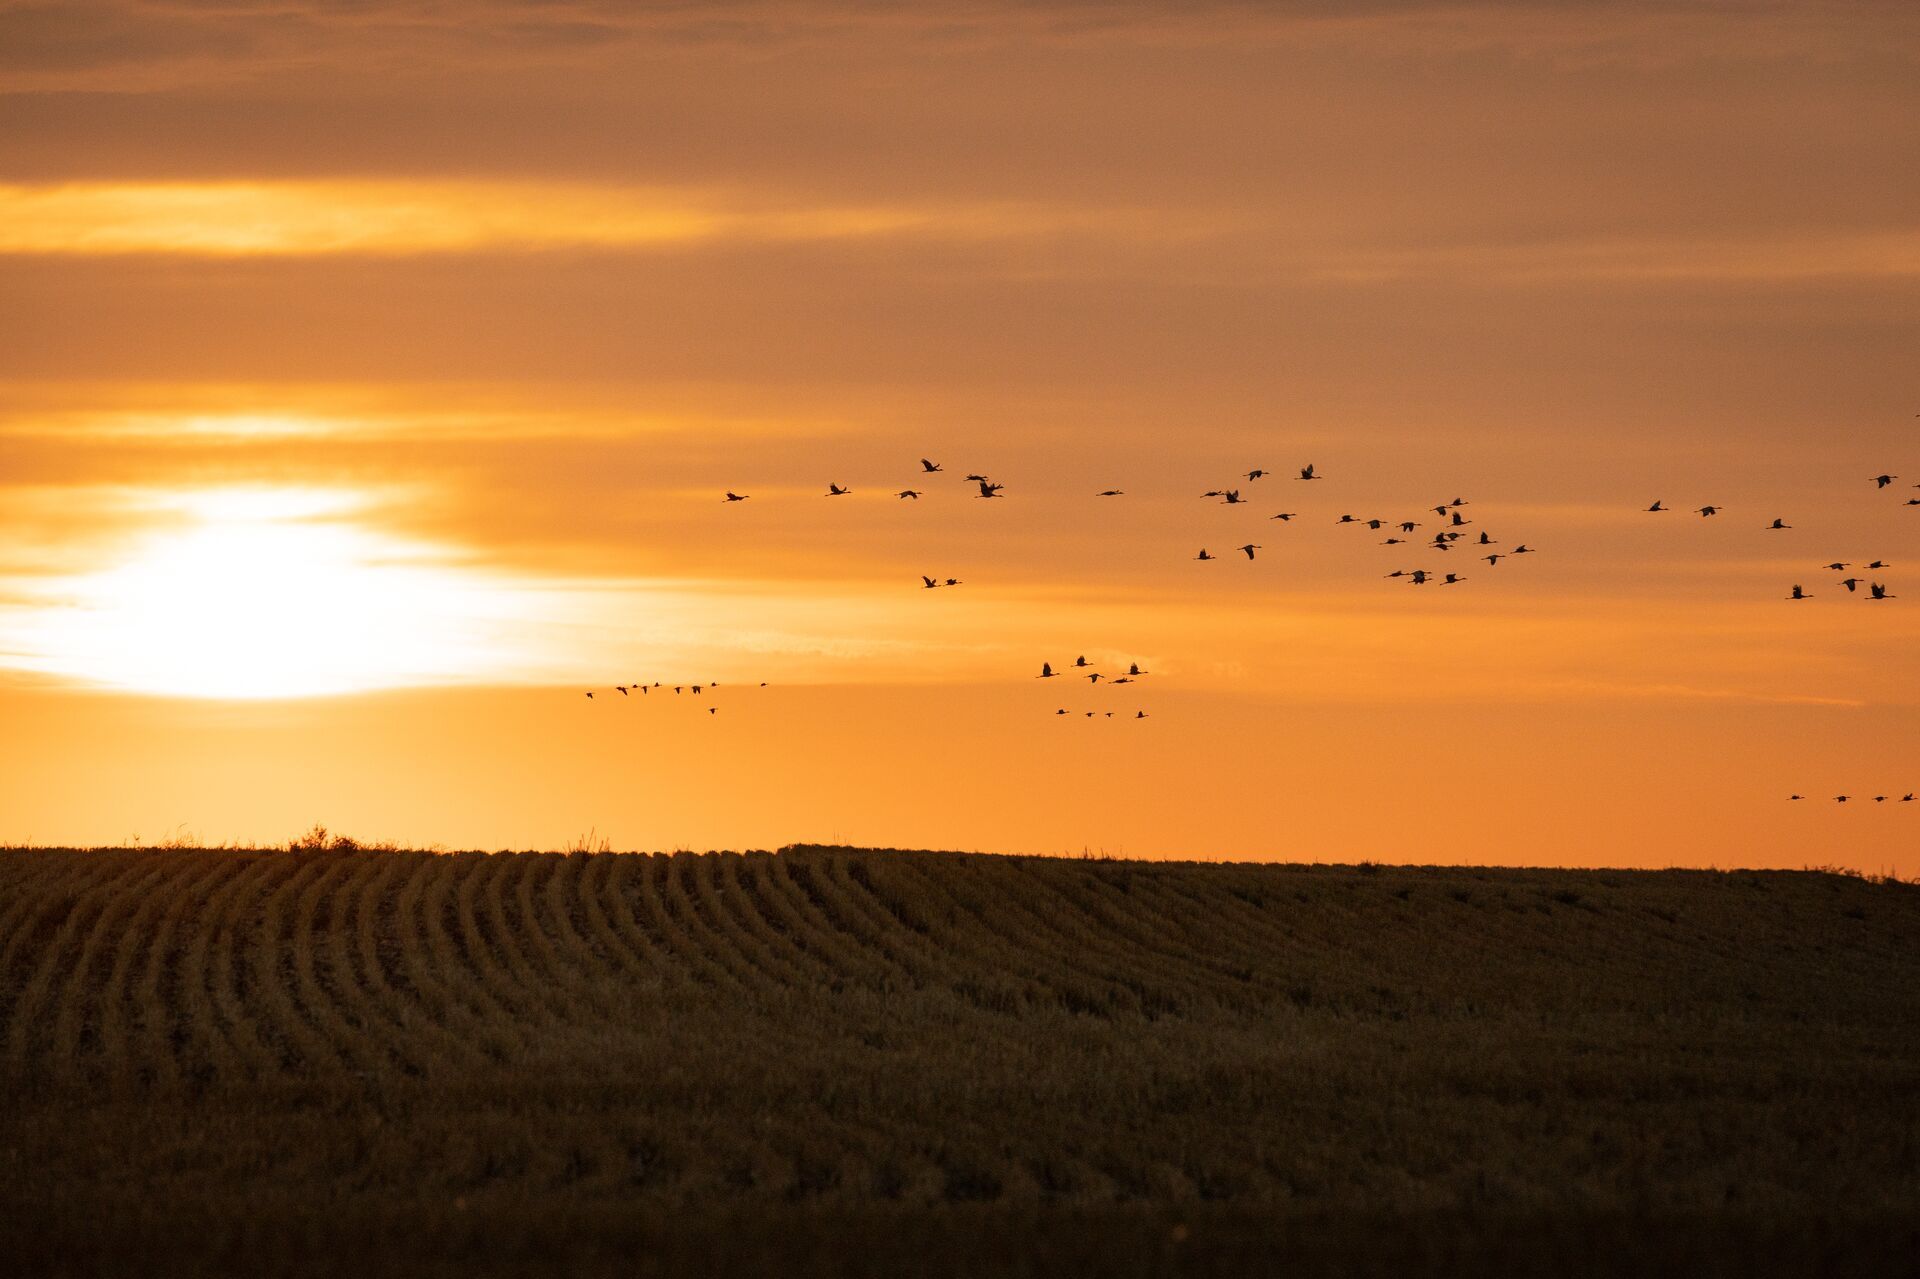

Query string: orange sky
[2,2,1917,869]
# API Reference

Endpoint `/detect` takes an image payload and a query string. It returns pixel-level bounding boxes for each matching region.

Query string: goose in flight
[1381,537,1406,546]
[977,480,1005,498]
[1039,662,1059,679]
[1196,548,1216,560]
[1128,662,1147,676]
[1476,532,1495,546]
[1869,582,1894,600]
[584,690,595,699]
[1866,560,1891,569]
[897,489,922,499]
[922,575,940,589]
[1337,514,1358,524]
[1399,521,1422,533]
[1441,573,1466,585]
[1512,544,1536,555]
[1448,511,1472,527]
[1245,469,1268,481]
[1824,562,1850,571]
[1097,489,1124,496]
[1111,676,1133,684]
[1135,710,1149,719]
[920,458,943,473]
[1835,795,1850,803]
[1873,474,1897,488]
[1298,463,1321,481]
[943,578,962,586]
[1767,518,1791,530]
[1221,489,1244,504]
[724,491,749,502]
[1408,569,1431,585]
[1903,794,1916,802]
[1238,544,1261,559]
[1270,512,1296,521]
[1697,505,1719,517]
[1484,553,1505,565]
[964,473,990,483]
[1647,501,1667,512]
[1055,708,1069,715]
[1906,498,1920,506]
[1788,585,1810,600]
[1788,794,1805,801]
[826,483,851,496]
[1086,672,1102,683]
[1841,577,1862,592]
[1073,655,1091,668]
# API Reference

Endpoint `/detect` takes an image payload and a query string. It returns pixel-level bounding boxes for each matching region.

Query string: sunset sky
[2,1,1916,870]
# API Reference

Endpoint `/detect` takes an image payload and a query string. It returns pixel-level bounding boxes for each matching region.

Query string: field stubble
[1,846,1916,1277]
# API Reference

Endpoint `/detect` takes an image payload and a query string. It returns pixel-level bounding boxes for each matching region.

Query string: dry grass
[2,846,1916,1277]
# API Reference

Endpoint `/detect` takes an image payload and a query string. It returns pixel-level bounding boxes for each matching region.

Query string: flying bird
[1840,577,1862,592]
[1097,489,1124,496]
[1245,469,1268,481]
[1128,662,1147,676]
[1824,563,1850,571]
[977,480,1005,498]
[1442,573,1466,585]
[584,691,594,699]
[724,491,749,502]
[964,473,989,482]
[1073,656,1090,668]
[1788,585,1810,600]
[1868,582,1894,600]
[1788,795,1804,801]
[826,483,850,496]
[1767,518,1791,530]
[1298,463,1321,481]
[1408,570,1431,585]
[1873,474,1897,488]
[1270,512,1296,521]
[897,489,922,499]
[1238,544,1260,559]
[1512,544,1536,555]
[1484,553,1505,565]
[1135,711,1149,719]
[1039,662,1058,679]
[1866,560,1891,569]
[920,458,943,473]
[1221,489,1244,504]
[1196,549,1216,560]
[1647,501,1667,512]
[922,575,940,589]
[1086,672,1102,683]
[1697,506,1719,517]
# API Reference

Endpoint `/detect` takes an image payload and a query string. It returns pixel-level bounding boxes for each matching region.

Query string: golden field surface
[1,846,1916,1277]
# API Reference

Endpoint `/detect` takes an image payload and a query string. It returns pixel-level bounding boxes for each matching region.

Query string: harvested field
[2,846,1916,1277]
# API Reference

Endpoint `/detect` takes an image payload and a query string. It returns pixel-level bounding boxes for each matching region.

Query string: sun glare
[10,488,527,698]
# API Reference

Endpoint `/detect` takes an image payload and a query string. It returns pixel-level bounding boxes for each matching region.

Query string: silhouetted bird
[1135,711,1148,719]
[584,691,594,699]
[1869,582,1894,600]
[1399,521,1421,533]
[1337,514,1358,524]
[943,578,961,586]
[1271,512,1296,521]
[1111,676,1133,685]
[1903,794,1915,802]
[977,480,1004,498]
[709,707,717,715]
[1409,570,1431,585]
[1477,532,1494,546]
[1789,585,1810,600]
[1449,511,1471,527]
[1824,562,1850,571]
[1128,662,1146,676]
[1841,577,1862,592]
[1098,489,1124,496]
[1872,795,1888,803]
[922,575,940,589]
[1222,489,1243,504]
[1073,656,1090,668]
[1484,553,1505,565]
[1087,672,1102,683]
[1767,518,1791,530]
[897,489,922,499]
[920,458,943,473]
[1442,573,1465,585]
[1867,560,1891,569]
[1202,490,1223,498]
[965,473,989,482]
[1055,708,1068,715]
[1647,500,1667,512]
[826,483,850,496]
[1238,544,1260,559]
[1196,548,1216,560]
[1298,463,1320,480]
[1788,794,1805,801]
[1697,506,1719,517]
[1246,469,1268,481]
[724,491,749,502]
[1834,795,1849,802]
[1039,662,1058,679]
[1906,499,1920,506]
[1381,537,1406,546]
[1873,474,1897,488]
[1512,544,1536,555]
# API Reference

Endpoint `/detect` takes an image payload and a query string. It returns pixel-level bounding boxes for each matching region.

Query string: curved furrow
[44,853,175,1085]
[783,854,940,989]
[89,853,214,1093]
[601,854,694,985]
[246,855,350,1077]
[515,852,619,1020]
[695,853,813,994]
[171,852,282,1086]
[1144,869,1330,986]
[1016,863,1240,1009]
[327,850,454,1077]
[3,851,159,1076]
[198,852,303,1083]
[281,852,387,1076]
[759,853,913,991]
[477,850,570,1026]
[419,852,534,1060]
[206,852,306,1082]
[0,852,86,998]
[129,852,239,1093]
[389,852,508,1068]
[1000,862,1221,1011]
[540,853,662,1016]
[1109,868,1301,1005]
[657,854,756,991]
[880,855,1135,1008]
[730,852,865,989]
[575,853,670,987]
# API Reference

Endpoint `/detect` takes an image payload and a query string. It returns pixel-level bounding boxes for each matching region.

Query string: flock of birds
[1791,794,1915,804]
[587,456,1914,762]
